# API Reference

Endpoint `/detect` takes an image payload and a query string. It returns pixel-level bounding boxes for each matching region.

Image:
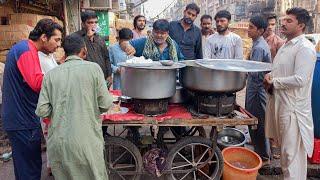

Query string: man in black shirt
[74,10,112,87]
[169,3,202,59]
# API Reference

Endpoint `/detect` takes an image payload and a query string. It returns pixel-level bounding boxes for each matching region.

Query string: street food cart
[101,59,271,179]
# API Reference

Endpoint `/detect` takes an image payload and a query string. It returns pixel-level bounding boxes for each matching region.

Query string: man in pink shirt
[263,14,285,61]
[132,15,147,39]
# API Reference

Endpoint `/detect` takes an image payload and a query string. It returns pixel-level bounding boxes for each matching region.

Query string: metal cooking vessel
[119,62,185,99]
[179,60,247,93]
[169,85,188,104]
[217,128,247,149]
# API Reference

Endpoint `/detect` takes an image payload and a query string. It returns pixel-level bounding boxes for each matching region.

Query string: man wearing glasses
[74,10,112,88]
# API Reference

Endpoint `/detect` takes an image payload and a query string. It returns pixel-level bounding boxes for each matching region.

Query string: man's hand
[264,73,274,94]
[106,76,112,89]
[87,28,95,41]
[116,68,121,74]
[119,41,136,56]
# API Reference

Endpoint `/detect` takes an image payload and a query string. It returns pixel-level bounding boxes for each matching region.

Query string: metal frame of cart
[102,105,258,180]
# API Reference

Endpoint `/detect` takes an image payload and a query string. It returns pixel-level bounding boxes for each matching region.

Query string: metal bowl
[160,60,174,66]
[217,128,246,149]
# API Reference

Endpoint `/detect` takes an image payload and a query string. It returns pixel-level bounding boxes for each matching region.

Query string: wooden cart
[102,105,257,180]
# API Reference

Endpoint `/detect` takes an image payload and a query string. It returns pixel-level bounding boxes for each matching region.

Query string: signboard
[96,11,110,46]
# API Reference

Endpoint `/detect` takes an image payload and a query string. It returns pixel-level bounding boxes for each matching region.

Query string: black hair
[250,15,268,32]
[153,19,169,32]
[119,28,133,40]
[286,7,311,30]
[133,15,146,29]
[214,10,231,21]
[185,3,200,15]
[81,10,98,23]
[28,18,63,41]
[267,14,277,21]
[62,34,86,56]
[201,14,212,22]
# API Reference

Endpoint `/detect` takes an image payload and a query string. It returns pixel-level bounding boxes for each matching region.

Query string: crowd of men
[1,2,317,180]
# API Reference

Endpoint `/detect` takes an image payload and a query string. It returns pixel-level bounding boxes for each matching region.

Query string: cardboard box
[109,12,116,28]
[9,13,64,28]
[0,25,33,50]
[0,50,9,63]
[109,35,118,45]
[0,6,14,19]
[115,19,133,30]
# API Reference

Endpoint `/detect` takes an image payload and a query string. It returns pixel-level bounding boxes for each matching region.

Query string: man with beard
[132,15,147,39]
[127,19,184,61]
[169,3,202,60]
[200,14,214,52]
[204,10,243,59]
[263,14,285,61]
[2,18,62,180]
[264,7,316,179]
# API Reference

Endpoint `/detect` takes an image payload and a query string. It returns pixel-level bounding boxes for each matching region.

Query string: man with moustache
[263,14,285,61]
[200,14,214,52]
[264,7,316,179]
[204,10,243,59]
[132,15,147,39]
[127,19,184,61]
[169,3,202,59]
[2,19,63,179]
[74,10,112,88]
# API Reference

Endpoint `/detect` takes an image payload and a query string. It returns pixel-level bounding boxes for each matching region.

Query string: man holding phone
[74,10,112,88]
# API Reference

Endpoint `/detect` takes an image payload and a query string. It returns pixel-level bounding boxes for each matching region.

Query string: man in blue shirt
[246,15,272,164]
[169,3,202,60]
[109,28,133,90]
[128,19,184,61]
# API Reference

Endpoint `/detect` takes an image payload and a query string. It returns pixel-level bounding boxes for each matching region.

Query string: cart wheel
[170,126,207,141]
[166,136,223,180]
[105,136,143,180]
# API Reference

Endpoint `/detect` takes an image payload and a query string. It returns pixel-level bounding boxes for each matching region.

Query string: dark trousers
[246,88,271,160]
[6,128,42,180]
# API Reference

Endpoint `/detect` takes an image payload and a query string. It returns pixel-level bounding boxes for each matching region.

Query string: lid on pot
[195,59,272,72]
[118,61,186,70]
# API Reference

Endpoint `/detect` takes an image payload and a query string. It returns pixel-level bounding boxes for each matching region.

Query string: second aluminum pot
[120,62,185,99]
[180,60,247,93]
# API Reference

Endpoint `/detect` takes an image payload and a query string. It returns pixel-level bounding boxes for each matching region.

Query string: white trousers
[280,114,307,180]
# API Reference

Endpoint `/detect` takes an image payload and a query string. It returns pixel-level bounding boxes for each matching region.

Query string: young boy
[246,15,272,164]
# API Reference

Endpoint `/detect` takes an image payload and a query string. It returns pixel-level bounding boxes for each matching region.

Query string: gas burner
[193,92,236,117]
[133,98,169,116]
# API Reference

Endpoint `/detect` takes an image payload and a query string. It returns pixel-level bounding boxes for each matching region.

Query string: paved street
[1,90,319,179]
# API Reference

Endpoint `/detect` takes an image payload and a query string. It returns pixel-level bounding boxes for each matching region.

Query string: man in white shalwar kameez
[264,7,316,180]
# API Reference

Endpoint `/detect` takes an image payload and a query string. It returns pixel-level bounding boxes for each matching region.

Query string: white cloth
[204,32,243,59]
[202,35,209,54]
[38,51,58,168]
[38,52,58,74]
[0,63,5,104]
[265,34,316,180]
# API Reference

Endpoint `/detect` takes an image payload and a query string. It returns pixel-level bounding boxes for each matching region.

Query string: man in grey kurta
[36,34,113,180]
[246,16,271,162]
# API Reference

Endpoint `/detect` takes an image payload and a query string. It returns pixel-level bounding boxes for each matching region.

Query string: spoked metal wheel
[105,136,142,180]
[166,136,223,180]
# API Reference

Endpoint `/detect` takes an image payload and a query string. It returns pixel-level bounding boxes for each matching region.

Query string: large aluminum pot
[169,85,188,103]
[120,62,185,99]
[180,60,247,93]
